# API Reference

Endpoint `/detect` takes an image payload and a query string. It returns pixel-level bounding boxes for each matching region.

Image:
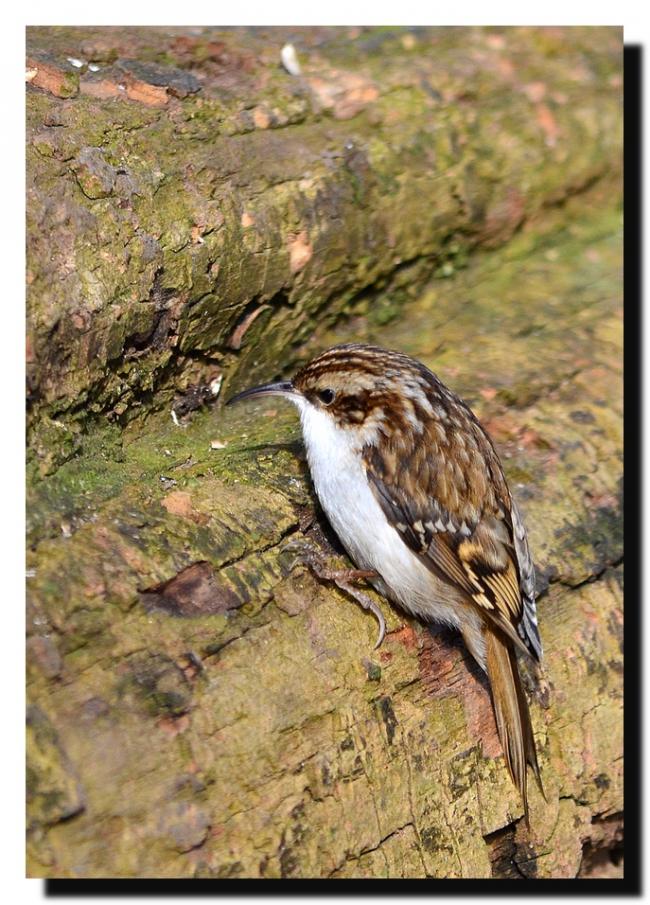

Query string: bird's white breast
[294,401,466,628]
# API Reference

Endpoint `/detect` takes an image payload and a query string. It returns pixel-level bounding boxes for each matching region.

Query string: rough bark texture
[27,25,621,472]
[26,27,623,879]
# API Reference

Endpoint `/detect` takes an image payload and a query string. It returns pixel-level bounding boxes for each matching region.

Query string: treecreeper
[227,343,544,824]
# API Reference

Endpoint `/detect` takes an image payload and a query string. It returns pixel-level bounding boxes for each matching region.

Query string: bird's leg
[291,547,386,650]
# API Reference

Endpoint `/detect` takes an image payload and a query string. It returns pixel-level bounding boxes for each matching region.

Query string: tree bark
[27,26,623,879]
[27,26,621,472]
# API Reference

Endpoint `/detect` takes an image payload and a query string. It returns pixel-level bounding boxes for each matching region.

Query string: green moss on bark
[27,26,621,473]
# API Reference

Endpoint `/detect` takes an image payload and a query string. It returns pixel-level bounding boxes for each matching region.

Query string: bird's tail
[484,627,543,826]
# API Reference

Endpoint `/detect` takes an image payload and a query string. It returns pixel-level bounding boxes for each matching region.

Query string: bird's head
[226,343,442,448]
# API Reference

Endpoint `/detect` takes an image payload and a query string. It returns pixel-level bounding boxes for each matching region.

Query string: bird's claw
[333,579,387,650]
[370,601,386,650]
[286,546,387,649]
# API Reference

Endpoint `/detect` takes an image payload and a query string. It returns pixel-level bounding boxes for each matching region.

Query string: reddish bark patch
[479,387,498,401]
[123,78,168,108]
[161,491,209,525]
[80,59,201,107]
[419,628,501,758]
[252,106,272,129]
[118,59,201,100]
[536,103,560,147]
[306,69,379,120]
[482,411,521,443]
[523,81,547,103]
[391,624,419,651]
[157,713,190,736]
[79,76,123,100]
[141,562,242,617]
[287,231,313,274]
[26,53,78,98]
[170,36,256,74]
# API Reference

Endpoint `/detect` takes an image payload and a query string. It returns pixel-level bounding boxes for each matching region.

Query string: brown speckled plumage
[295,344,541,664]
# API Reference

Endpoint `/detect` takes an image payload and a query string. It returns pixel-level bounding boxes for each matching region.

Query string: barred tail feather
[485,627,543,826]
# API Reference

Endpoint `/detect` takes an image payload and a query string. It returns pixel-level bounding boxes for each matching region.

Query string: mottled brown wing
[363,386,540,661]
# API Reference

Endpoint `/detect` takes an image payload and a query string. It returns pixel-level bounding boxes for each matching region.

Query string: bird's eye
[318,388,335,405]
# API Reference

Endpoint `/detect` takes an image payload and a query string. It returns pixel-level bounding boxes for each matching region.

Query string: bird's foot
[290,547,386,649]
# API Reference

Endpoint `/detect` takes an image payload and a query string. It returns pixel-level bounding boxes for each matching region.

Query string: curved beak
[225,380,297,407]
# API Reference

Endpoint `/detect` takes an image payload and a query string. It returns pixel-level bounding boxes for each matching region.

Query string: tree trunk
[27,26,623,879]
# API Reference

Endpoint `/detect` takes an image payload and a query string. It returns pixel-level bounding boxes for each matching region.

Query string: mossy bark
[27,27,622,879]
[27,26,621,472]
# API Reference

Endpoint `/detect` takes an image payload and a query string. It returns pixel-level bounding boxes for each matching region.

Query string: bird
[227,342,543,823]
